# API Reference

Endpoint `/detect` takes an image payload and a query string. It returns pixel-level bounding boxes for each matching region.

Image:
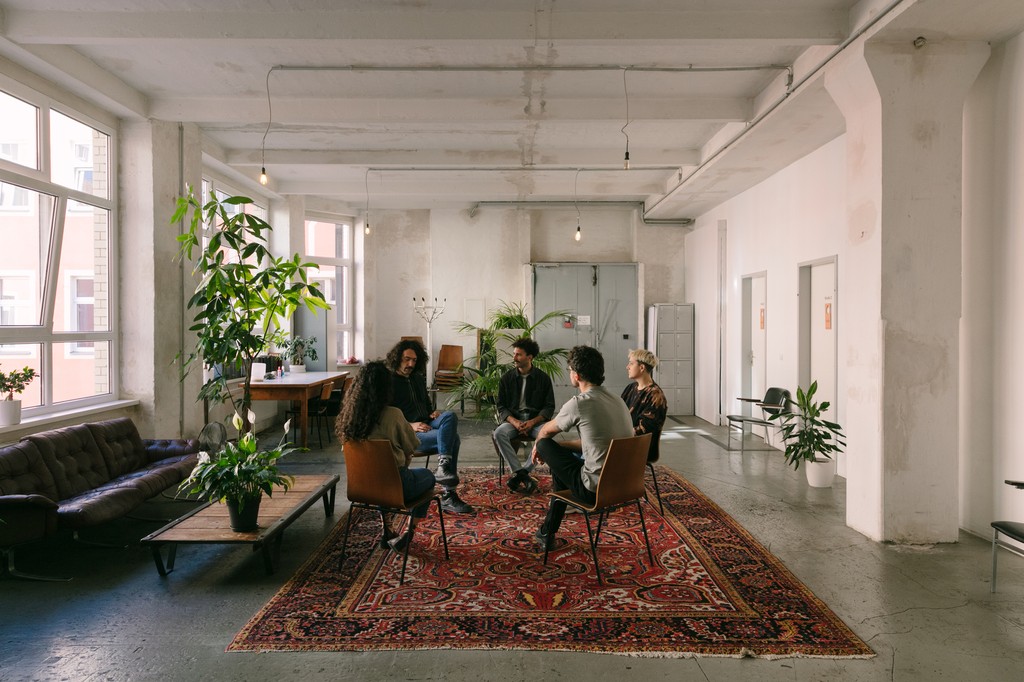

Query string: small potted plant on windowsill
[768,380,845,488]
[0,365,38,427]
[178,412,297,532]
[282,335,317,373]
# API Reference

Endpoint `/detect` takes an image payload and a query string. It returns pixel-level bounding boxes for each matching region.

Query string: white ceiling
[1,0,1022,218]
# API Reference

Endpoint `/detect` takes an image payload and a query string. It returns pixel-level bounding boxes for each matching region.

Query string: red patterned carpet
[229,467,873,658]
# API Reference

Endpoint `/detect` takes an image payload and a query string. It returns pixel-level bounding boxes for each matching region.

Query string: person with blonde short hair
[621,348,668,465]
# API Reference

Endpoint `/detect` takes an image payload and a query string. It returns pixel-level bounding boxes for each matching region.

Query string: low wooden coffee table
[141,474,340,576]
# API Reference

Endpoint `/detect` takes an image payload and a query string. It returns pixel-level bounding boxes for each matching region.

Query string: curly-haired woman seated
[337,360,437,552]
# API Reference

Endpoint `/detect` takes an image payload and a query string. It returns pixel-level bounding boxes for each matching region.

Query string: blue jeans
[493,420,542,474]
[414,410,460,490]
[399,466,436,518]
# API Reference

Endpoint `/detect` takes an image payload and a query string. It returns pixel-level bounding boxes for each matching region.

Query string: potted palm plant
[178,412,297,531]
[281,335,317,372]
[0,365,38,426]
[173,187,328,431]
[768,380,845,487]
[449,301,570,423]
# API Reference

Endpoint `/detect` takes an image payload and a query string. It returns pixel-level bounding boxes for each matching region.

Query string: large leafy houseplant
[173,187,328,428]
[768,380,845,470]
[179,412,296,514]
[448,301,571,423]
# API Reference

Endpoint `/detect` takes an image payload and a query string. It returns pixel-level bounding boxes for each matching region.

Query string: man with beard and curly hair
[386,338,474,515]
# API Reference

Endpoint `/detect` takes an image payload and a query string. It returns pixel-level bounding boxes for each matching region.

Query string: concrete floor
[1,415,1022,682]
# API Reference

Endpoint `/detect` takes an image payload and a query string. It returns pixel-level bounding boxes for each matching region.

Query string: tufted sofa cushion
[24,425,110,501]
[0,440,59,500]
[87,418,147,478]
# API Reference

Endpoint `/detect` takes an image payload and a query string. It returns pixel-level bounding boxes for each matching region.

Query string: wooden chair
[287,381,334,448]
[991,479,1024,593]
[432,344,465,414]
[337,439,449,584]
[726,387,791,453]
[544,433,654,584]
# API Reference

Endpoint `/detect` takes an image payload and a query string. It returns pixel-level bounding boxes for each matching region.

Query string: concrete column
[120,120,204,438]
[826,40,989,542]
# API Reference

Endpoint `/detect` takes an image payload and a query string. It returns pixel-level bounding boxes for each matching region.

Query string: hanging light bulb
[364,168,371,235]
[621,68,631,170]
[573,168,582,242]
[259,68,274,186]
[623,149,630,171]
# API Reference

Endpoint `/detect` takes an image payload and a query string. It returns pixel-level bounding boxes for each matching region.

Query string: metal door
[533,264,639,406]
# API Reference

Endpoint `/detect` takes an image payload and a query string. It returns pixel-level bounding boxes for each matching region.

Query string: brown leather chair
[544,433,654,584]
[433,344,465,414]
[338,439,449,584]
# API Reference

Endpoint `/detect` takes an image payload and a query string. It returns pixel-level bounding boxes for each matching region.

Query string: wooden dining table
[247,370,349,447]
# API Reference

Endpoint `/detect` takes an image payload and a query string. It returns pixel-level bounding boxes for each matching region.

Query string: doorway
[741,273,767,417]
[799,257,839,474]
[532,263,639,405]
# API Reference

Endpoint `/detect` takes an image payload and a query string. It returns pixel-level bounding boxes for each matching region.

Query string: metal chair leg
[337,505,357,572]
[581,510,603,585]
[1,548,71,582]
[647,463,664,515]
[991,528,999,593]
[636,500,654,565]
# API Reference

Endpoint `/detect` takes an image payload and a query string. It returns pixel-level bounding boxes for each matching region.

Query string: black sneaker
[518,475,539,495]
[379,526,397,550]
[533,526,568,551]
[434,460,460,487]
[388,531,412,553]
[506,472,523,492]
[440,491,475,515]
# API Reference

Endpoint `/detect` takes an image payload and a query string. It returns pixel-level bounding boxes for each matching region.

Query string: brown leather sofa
[0,417,199,578]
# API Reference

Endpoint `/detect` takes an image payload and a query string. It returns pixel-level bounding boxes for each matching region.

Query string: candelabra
[413,297,446,376]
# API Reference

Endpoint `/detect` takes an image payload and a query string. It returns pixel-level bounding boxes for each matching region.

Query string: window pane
[336,330,350,362]
[53,340,110,403]
[49,110,110,200]
[336,265,349,325]
[53,201,109,333]
[0,90,39,170]
[305,219,337,258]
[0,185,56,326]
[0,345,41,407]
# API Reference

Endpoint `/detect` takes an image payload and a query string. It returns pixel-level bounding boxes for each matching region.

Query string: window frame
[0,73,118,416]
[303,210,354,362]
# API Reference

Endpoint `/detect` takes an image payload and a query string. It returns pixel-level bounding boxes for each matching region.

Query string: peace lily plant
[179,412,297,529]
[768,380,846,470]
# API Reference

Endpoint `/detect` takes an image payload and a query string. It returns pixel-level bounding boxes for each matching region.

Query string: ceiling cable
[621,68,631,170]
[364,168,371,235]
[574,168,582,242]
[259,68,273,185]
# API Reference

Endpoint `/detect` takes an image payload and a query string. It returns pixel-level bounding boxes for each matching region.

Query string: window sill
[0,399,140,441]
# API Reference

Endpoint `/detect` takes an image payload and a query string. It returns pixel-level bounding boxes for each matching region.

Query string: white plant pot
[291,364,306,373]
[804,459,834,488]
[0,399,22,426]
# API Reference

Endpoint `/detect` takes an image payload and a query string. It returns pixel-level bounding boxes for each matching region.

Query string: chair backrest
[591,433,652,510]
[319,380,335,401]
[342,439,406,508]
[761,387,792,416]
[401,335,425,348]
[435,344,463,373]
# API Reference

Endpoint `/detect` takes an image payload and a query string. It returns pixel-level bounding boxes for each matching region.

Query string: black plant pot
[226,495,262,532]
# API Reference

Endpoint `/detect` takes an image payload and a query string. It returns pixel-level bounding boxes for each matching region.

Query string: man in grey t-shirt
[530,345,634,550]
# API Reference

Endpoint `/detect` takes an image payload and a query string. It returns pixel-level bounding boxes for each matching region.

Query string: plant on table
[179,411,297,523]
[449,300,571,423]
[0,365,37,401]
[281,335,318,368]
[768,380,845,470]
[172,186,328,430]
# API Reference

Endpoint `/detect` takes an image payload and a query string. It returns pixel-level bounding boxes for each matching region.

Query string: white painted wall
[686,136,848,437]
[962,33,1024,543]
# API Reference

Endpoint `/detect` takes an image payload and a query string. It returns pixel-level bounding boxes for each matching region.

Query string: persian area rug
[229,467,873,658]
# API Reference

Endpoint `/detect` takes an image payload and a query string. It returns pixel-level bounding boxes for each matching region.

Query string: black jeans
[536,438,596,535]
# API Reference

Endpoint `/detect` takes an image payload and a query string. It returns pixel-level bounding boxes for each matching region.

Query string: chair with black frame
[287,380,334,448]
[543,433,654,585]
[991,479,1024,593]
[726,387,791,454]
[644,426,665,515]
[337,439,450,585]
[433,344,465,414]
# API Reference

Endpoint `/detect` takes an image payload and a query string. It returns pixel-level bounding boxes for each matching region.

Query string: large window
[0,80,116,415]
[304,215,353,361]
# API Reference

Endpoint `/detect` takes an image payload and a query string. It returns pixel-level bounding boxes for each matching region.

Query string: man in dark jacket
[493,337,555,494]
[386,338,474,514]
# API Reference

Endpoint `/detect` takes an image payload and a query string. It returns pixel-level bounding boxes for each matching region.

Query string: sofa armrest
[0,494,60,546]
[142,438,200,463]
